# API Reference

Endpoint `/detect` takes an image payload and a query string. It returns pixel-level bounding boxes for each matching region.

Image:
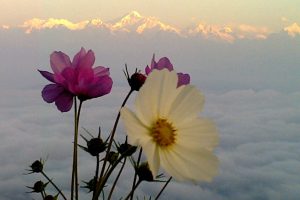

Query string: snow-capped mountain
[3,11,299,41]
[18,11,181,35]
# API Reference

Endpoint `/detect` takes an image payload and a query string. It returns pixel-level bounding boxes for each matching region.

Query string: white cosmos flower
[120,69,219,182]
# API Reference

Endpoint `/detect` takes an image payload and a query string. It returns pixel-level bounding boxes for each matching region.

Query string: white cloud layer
[0,25,299,199]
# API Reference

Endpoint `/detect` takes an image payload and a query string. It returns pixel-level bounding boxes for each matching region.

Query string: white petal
[135,69,179,124]
[160,145,219,182]
[120,107,150,145]
[168,85,204,126]
[140,139,160,177]
[159,149,186,181]
[177,118,219,151]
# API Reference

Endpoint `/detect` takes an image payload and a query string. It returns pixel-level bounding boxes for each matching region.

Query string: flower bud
[27,180,47,193]
[118,143,137,157]
[128,72,146,91]
[87,138,106,156]
[137,162,154,182]
[30,160,43,173]
[82,178,96,193]
[107,151,119,164]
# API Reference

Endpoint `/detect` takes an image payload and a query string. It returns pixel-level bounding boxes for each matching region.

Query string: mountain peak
[127,10,142,18]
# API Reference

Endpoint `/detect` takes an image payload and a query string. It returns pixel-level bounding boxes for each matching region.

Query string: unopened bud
[118,143,137,157]
[107,151,119,164]
[30,160,43,173]
[128,72,146,91]
[137,163,154,182]
[82,178,96,193]
[87,138,106,156]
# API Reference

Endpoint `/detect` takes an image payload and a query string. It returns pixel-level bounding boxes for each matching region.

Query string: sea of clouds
[0,28,299,200]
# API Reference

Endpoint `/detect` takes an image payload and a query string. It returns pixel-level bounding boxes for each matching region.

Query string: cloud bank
[0,22,299,200]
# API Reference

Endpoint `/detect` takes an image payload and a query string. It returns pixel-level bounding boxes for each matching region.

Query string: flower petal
[177,118,219,151]
[140,139,160,177]
[41,84,64,103]
[85,75,113,98]
[54,92,74,112]
[177,72,190,87]
[38,70,55,83]
[156,57,173,71]
[159,149,186,180]
[120,107,150,145]
[145,65,151,75]
[135,69,179,124]
[50,51,72,74]
[160,145,219,181]
[93,66,110,77]
[168,85,204,125]
[72,48,95,69]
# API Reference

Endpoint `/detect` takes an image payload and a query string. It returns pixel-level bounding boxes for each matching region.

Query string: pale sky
[1,0,300,30]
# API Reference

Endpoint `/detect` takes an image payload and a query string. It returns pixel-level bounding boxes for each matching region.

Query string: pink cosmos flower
[39,48,113,112]
[145,55,190,87]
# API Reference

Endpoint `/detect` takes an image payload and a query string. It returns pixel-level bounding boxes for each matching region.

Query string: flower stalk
[71,98,83,200]
[93,89,134,199]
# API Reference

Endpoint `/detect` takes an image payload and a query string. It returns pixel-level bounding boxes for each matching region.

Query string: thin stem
[41,171,67,200]
[93,148,133,200]
[71,98,83,200]
[107,157,127,200]
[40,191,45,199]
[71,97,77,200]
[154,177,173,200]
[123,180,142,200]
[92,155,100,199]
[130,148,143,200]
[93,89,133,200]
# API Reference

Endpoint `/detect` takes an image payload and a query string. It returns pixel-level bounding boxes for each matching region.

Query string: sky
[0,1,300,200]
[1,0,300,30]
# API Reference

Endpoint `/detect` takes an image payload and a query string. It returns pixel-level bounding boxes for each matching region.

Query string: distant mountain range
[1,11,300,42]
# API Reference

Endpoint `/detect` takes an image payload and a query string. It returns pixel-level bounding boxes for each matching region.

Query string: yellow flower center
[151,118,176,147]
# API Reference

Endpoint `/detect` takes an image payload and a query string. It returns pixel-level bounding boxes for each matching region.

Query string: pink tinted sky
[1,0,299,30]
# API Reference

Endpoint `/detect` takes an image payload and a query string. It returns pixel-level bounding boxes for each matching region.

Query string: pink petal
[41,84,64,103]
[50,51,72,74]
[55,92,74,112]
[72,48,95,69]
[177,73,190,87]
[150,54,156,68]
[60,67,77,92]
[156,57,173,71]
[86,76,113,98]
[77,67,94,87]
[93,66,110,77]
[38,70,55,83]
[145,65,151,75]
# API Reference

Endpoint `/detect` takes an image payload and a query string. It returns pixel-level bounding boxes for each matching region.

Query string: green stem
[107,157,127,200]
[71,98,77,200]
[71,98,83,200]
[93,89,133,200]
[93,147,133,200]
[123,180,142,200]
[130,148,143,200]
[92,154,100,199]
[40,191,45,199]
[41,171,67,200]
[155,177,172,200]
